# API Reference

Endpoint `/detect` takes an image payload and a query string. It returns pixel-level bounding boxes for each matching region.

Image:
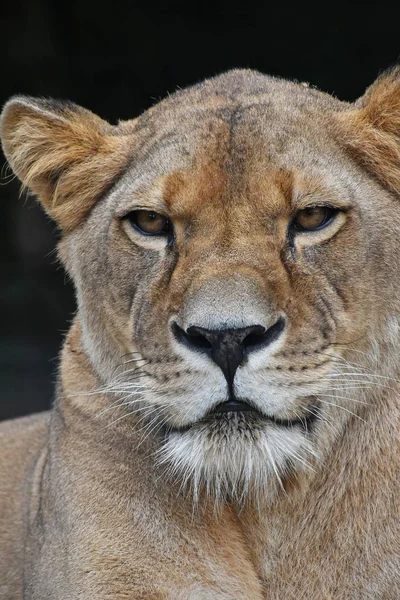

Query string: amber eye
[128,210,171,236]
[292,206,337,232]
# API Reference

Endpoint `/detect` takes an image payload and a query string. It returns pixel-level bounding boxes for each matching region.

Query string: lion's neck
[58,317,108,417]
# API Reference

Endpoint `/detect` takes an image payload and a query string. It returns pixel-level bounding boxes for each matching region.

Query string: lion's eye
[292,206,338,232]
[128,210,171,236]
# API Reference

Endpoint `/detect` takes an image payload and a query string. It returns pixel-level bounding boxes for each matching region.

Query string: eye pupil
[128,210,171,236]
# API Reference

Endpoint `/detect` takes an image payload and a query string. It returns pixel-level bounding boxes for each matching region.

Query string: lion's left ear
[335,68,400,195]
[0,96,132,231]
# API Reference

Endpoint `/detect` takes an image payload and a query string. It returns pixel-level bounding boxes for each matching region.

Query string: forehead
[114,74,352,217]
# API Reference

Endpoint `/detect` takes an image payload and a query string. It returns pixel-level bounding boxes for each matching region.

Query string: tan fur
[336,67,400,195]
[1,98,134,230]
[0,69,399,598]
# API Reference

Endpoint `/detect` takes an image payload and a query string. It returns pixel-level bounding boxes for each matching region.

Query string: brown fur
[0,69,399,598]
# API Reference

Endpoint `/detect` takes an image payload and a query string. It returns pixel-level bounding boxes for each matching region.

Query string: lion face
[3,69,400,505]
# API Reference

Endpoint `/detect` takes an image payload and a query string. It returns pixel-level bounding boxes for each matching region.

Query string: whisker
[317,399,368,424]
[302,405,338,435]
[285,447,316,472]
[70,383,147,398]
[136,417,168,450]
[318,378,393,389]
[330,369,400,384]
[264,443,285,494]
[318,393,371,405]
[96,399,151,418]
[95,395,134,417]
[102,405,157,430]
[108,370,148,383]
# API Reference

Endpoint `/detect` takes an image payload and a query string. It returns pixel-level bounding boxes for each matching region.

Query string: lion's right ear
[0,96,132,231]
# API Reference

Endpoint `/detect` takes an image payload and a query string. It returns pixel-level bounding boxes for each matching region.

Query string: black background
[1,1,399,421]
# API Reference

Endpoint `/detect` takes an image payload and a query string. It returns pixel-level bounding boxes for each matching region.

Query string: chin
[157,410,319,509]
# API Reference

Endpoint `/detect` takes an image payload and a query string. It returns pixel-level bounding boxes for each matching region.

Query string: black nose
[172,318,285,389]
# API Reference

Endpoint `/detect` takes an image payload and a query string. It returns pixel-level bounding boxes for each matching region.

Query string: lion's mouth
[212,399,254,413]
[206,398,320,430]
[161,399,320,436]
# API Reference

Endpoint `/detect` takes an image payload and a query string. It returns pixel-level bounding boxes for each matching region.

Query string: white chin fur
[157,414,318,508]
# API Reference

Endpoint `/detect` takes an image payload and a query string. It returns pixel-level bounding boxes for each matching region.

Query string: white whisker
[317,399,368,424]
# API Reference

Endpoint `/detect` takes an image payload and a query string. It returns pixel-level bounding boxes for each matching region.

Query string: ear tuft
[335,67,400,195]
[1,96,132,231]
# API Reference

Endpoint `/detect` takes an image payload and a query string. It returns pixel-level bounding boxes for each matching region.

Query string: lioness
[0,68,399,599]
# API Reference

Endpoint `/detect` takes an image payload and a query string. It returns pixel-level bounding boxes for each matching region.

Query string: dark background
[1,1,399,421]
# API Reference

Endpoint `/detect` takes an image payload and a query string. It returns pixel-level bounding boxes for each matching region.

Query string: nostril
[242,325,267,348]
[185,326,213,350]
[243,317,285,352]
[171,322,213,352]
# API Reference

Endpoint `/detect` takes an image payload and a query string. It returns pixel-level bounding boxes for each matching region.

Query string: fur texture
[0,69,399,598]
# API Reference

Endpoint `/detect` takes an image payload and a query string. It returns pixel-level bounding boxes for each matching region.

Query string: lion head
[2,69,400,506]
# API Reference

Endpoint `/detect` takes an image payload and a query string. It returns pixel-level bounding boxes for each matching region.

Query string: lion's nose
[172,319,285,389]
